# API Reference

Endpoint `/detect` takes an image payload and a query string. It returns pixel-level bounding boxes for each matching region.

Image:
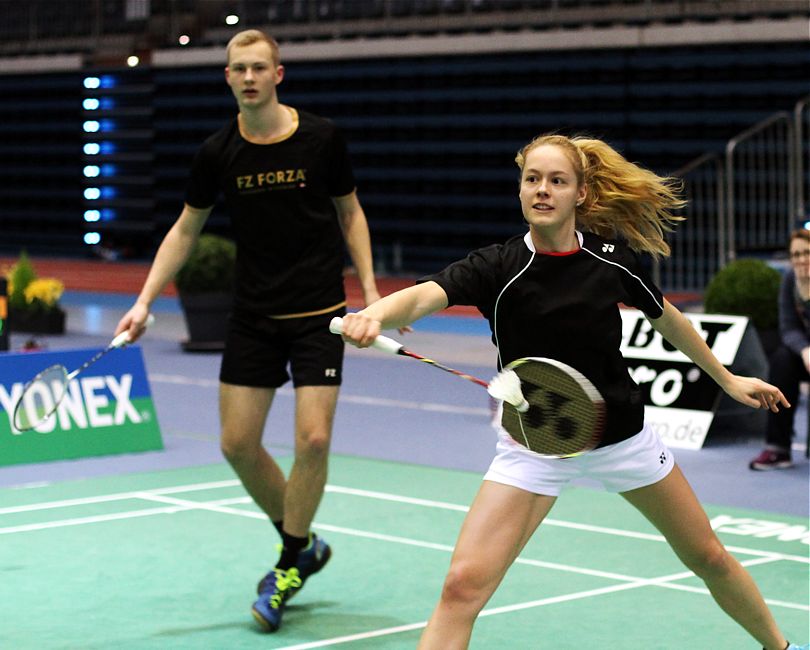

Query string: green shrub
[703,258,781,331]
[175,234,236,294]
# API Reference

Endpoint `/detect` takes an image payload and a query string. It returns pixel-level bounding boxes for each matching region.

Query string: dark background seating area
[0,1,808,276]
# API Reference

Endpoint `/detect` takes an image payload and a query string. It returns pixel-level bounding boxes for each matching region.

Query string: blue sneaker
[251,567,302,632]
[257,533,332,596]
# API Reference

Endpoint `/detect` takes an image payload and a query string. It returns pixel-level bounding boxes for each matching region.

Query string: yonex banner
[0,346,163,466]
[620,310,750,450]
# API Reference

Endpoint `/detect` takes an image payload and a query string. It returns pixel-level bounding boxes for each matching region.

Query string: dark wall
[1,41,808,272]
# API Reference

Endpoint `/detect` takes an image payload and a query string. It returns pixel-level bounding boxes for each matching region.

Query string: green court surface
[1,455,807,649]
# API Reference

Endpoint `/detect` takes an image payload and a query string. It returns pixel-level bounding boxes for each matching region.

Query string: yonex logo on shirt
[324,369,337,377]
[602,244,615,253]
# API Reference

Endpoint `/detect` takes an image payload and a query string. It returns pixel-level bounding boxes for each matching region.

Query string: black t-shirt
[185,108,356,315]
[420,231,665,446]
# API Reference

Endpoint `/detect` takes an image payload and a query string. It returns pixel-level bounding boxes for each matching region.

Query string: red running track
[1,257,701,315]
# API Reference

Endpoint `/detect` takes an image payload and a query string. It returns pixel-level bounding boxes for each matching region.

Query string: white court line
[2,485,806,650]
[2,479,808,564]
[123,493,805,603]
[149,373,490,417]
[273,558,797,650]
[25,490,805,614]
[0,479,242,515]
[0,496,253,534]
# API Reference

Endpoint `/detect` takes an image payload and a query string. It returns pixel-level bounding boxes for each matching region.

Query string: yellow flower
[24,278,64,307]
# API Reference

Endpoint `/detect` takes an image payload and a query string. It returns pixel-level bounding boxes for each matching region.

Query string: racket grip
[111,314,156,348]
[329,316,403,355]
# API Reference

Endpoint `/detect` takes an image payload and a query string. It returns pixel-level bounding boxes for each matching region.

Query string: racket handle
[111,313,156,348]
[329,316,403,355]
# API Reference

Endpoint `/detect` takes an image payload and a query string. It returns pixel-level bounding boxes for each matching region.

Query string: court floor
[1,455,808,650]
[0,293,808,648]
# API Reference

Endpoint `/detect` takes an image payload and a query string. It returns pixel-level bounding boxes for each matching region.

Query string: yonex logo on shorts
[659,452,667,464]
[324,369,337,377]
[602,243,615,253]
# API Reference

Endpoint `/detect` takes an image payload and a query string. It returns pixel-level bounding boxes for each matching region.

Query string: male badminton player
[340,134,805,650]
[115,30,386,632]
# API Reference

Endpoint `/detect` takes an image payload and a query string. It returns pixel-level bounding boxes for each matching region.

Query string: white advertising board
[620,310,750,450]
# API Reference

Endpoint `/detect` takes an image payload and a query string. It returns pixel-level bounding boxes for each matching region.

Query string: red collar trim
[538,247,580,257]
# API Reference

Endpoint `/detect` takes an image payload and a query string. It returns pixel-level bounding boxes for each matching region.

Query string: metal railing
[655,153,725,292]
[725,111,795,262]
[794,94,810,222]
[661,102,807,292]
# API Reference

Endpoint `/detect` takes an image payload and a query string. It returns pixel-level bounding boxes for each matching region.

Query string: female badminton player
[339,134,805,650]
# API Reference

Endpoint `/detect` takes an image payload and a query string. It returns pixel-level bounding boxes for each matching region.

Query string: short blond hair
[226,29,281,66]
[790,228,810,247]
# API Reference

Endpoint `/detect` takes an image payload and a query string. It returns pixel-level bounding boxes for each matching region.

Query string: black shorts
[219,306,346,389]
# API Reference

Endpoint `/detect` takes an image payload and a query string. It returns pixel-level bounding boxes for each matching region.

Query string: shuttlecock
[487,370,529,413]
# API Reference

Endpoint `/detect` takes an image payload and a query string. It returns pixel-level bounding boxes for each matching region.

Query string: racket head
[12,364,70,432]
[500,357,605,458]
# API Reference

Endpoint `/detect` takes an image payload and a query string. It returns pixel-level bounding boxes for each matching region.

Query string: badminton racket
[330,316,604,457]
[12,314,155,432]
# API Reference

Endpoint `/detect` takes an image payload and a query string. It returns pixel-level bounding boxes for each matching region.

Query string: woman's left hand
[724,375,791,412]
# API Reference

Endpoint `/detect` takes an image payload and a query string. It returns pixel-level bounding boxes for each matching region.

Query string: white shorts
[483,423,675,497]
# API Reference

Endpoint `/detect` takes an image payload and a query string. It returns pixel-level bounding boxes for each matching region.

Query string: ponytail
[516,134,685,258]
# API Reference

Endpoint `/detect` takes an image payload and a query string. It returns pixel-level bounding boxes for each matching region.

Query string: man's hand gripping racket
[330,316,605,458]
[12,314,156,432]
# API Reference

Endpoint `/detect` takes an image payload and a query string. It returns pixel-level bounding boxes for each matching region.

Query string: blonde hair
[516,134,685,258]
[226,29,281,66]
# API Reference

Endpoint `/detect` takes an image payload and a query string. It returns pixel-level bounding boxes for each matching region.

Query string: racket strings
[13,365,70,431]
[501,360,604,457]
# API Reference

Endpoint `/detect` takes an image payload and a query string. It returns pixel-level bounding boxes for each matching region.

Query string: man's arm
[649,298,789,412]
[333,191,380,307]
[115,203,212,340]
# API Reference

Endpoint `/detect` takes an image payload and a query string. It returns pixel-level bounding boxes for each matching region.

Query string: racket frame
[501,357,606,458]
[10,314,154,432]
[330,317,605,457]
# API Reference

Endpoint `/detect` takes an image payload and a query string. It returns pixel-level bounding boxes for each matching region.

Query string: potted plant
[4,251,66,335]
[175,233,236,352]
[703,258,781,434]
[703,258,781,354]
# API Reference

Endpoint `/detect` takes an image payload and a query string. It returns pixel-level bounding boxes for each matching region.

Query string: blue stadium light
[804,220,810,230]
[82,98,100,110]
[100,98,115,110]
[83,120,100,133]
[83,165,100,178]
[84,210,100,222]
[99,119,116,132]
[84,187,101,200]
[99,142,116,155]
[83,77,100,89]
[100,187,117,199]
[84,232,101,245]
[83,143,100,155]
[100,164,117,177]
[101,209,116,221]
[100,76,116,89]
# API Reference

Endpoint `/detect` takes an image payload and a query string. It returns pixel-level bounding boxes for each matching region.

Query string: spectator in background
[750,228,810,470]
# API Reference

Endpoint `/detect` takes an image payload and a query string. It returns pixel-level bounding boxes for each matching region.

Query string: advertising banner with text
[620,310,749,450]
[0,346,163,466]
